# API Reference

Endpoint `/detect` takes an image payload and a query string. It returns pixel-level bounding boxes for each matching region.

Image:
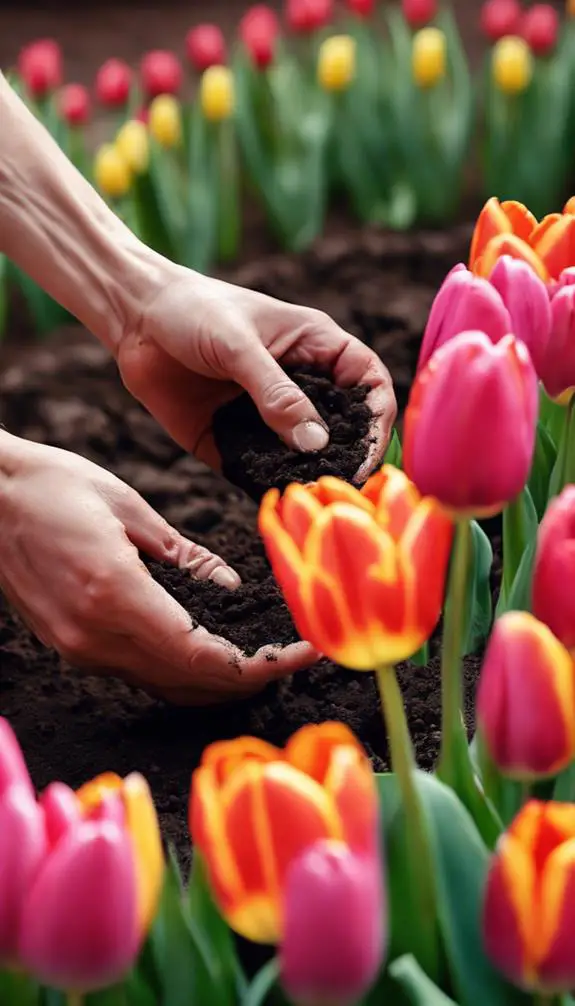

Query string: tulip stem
[375,665,438,977]
[66,994,83,1006]
[562,396,575,489]
[437,518,473,787]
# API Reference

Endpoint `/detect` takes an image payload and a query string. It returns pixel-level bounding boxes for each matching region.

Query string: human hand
[116,268,397,482]
[0,436,315,703]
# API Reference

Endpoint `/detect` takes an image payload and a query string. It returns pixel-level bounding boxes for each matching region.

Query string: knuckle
[262,379,305,414]
[74,566,118,620]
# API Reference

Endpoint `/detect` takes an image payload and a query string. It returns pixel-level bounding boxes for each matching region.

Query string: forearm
[0,72,166,349]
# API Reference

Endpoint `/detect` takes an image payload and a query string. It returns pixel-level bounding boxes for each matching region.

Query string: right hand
[0,436,316,703]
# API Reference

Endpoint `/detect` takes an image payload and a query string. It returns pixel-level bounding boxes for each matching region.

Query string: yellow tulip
[93,144,132,199]
[115,120,150,174]
[149,94,182,148]
[492,36,533,95]
[412,27,446,89]
[200,66,235,122]
[317,35,356,92]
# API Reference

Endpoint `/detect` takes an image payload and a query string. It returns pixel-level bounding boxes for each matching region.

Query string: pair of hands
[0,269,396,703]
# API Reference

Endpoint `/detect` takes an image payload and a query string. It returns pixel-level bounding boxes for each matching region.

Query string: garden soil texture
[0,225,484,864]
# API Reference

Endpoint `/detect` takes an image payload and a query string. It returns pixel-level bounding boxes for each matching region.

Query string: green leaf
[553,759,575,802]
[7,262,70,336]
[187,853,246,1001]
[461,522,493,656]
[389,955,460,1005]
[0,971,41,1006]
[242,959,282,1006]
[529,421,558,519]
[86,987,128,1006]
[499,487,538,612]
[496,537,536,618]
[384,428,403,469]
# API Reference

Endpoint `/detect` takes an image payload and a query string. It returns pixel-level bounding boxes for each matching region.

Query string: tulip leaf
[529,421,557,520]
[553,759,575,803]
[85,986,128,1006]
[187,853,247,1001]
[242,959,286,1006]
[0,972,41,1006]
[383,428,403,470]
[496,537,536,619]
[388,955,460,1005]
[460,521,493,656]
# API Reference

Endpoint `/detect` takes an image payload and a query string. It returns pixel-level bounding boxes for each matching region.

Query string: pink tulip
[0,786,46,961]
[418,264,511,371]
[19,821,139,991]
[40,782,81,848]
[488,256,551,374]
[0,718,34,798]
[532,487,575,653]
[281,841,386,1006]
[539,285,575,403]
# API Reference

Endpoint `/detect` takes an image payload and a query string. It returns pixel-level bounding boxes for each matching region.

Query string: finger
[240,641,320,683]
[232,342,330,453]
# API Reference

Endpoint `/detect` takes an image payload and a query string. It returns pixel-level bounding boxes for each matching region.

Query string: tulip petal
[19,821,139,992]
[280,484,323,551]
[0,785,46,960]
[564,197,575,215]
[475,234,549,282]
[401,500,453,633]
[190,765,245,917]
[532,214,575,281]
[489,256,551,374]
[469,197,515,270]
[483,834,534,987]
[259,489,313,641]
[123,773,164,934]
[540,286,575,401]
[532,488,575,653]
[500,200,538,242]
[324,746,379,856]
[537,838,575,990]
[312,476,375,514]
[0,718,34,799]
[285,723,366,785]
[40,782,80,849]
[76,772,123,814]
[374,466,424,540]
[201,737,282,785]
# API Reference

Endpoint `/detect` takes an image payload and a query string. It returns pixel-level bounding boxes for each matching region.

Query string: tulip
[286,0,334,33]
[239,5,280,69]
[346,0,375,17]
[488,255,551,374]
[185,24,227,72]
[531,212,575,283]
[469,196,542,278]
[492,35,533,95]
[140,50,183,99]
[484,800,575,992]
[259,468,452,669]
[569,0,575,18]
[190,722,380,944]
[0,717,34,798]
[480,0,522,41]
[200,65,235,121]
[95,58,132,107]
[476,612,575,780]
[521,3,559,55]
[148,94,182,148]
[115,120,149,174]
[281,840,386,1006]
[538,284,575,403]
[18,39,62,98]
[402,0,438,27]
[404,332,538,517]
[532,487,575,653]
[93,144,132,199]
[58,83,90,127]
[317,35,356,92]
[411,26,446,88]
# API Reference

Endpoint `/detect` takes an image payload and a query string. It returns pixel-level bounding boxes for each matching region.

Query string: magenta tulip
[532,487,575,653]
[538,284,575,404]
[0,786,46,961]
[488,256,551,375]
[0,718,34,798]
[280,840,386,1006]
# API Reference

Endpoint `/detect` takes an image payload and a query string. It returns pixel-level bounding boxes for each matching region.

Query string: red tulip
[480,0,522,42]
[18,39,62,98]
[185,24,227,72]
[346,0,376,17]
[286,0,333,33]
[140,50,183,98]
[521,4,559,56]
[95,58,132,107]
[240,5,280,68]
[58,83,90,127]
[401,0,438,28]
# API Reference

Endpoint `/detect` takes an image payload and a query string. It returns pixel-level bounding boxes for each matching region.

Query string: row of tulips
[4,192,575,1006]
[3,0,575,338]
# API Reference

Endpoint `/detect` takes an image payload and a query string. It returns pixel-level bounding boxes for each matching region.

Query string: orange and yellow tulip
[258,467,453,670]
[469,196,575,283]
[190,722,380,944]
[484,800,575,992]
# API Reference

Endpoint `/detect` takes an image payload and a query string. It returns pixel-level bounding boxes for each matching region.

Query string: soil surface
[0,225,488,864]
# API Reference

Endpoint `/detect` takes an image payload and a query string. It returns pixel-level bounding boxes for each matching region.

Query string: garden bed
[0,222,482,863]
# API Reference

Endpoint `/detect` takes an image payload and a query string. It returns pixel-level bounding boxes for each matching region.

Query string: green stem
[375,665,438,977]
[551,395,575,499]
[502,493,526,600]
[67,993,83,1006]
[437,519,473,783]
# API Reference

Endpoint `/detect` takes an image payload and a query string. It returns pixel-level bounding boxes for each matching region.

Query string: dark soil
[213,367,372,501]
[0,225,486,865]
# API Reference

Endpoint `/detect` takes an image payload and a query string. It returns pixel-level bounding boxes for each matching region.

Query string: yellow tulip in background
[93,143,132,198]
[115,119,150,174]
[412,27,447,88]
[492,36,533,95]
[317,35,356,92]
[149,94,182,148]
[200,65,235,121]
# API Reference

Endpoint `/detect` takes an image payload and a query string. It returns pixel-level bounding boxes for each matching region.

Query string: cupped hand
[116,269,397,482]
[0,438,315,703]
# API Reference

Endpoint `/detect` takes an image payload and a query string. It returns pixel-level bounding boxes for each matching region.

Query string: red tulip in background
[140,50,183,99]
[346,0,376,18]
[18,39,62,98]
[185,24,227,72]
[286,0,333,33]
[95,58,132,107]
[58,83,91,127]
[521,3,559,56]
[401,0,438,28]
[240,5,280,68]
[480,0,521,42]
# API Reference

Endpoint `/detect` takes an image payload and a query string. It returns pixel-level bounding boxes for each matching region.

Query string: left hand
[115,268,397,483]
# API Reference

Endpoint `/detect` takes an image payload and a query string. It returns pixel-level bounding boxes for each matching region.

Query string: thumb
[233,343,329,452]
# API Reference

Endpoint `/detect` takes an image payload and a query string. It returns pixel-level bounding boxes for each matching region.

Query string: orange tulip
[190,722,380,944]
[258,467,453,670]
[469,196,575,283]
[484,800,575,992]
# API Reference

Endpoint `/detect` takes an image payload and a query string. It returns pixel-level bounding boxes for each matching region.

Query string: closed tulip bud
[469,196,545,280]
[402,0,438,27]
[346,0,375,17]
[492,35,533,94]
[281,841,386,1006]
[537,285,575,403]
[477,612,575,779]
[200,65,235,121]
[95,58,132,107]
[418,263,512,371]
[481,0,522,42]
[140,50,183,99]
[484,800,575,992]
[286,0,334,33]
[185,24,227,72]
[148,94,182,147]
[318,35,356,92]
[93,144,132,199]
[259,468,452,669]
[488,255,551,375]
[0,718,34,799]
[521,4,559,55]
[411,26,446,87]
[239,5,280,69]
[191,723,379,943]
[18,39,62,98]
[532,487,575,653]
[0,786,46,962]
[115,120,149,174]
[404,332,538,517]
[58,83,90,127]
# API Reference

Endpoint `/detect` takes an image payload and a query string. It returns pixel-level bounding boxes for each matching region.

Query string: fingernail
[293,421,329,453]
[210,566,241,590]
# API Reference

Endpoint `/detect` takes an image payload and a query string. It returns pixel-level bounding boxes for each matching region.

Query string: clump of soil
[213,367,373,501]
